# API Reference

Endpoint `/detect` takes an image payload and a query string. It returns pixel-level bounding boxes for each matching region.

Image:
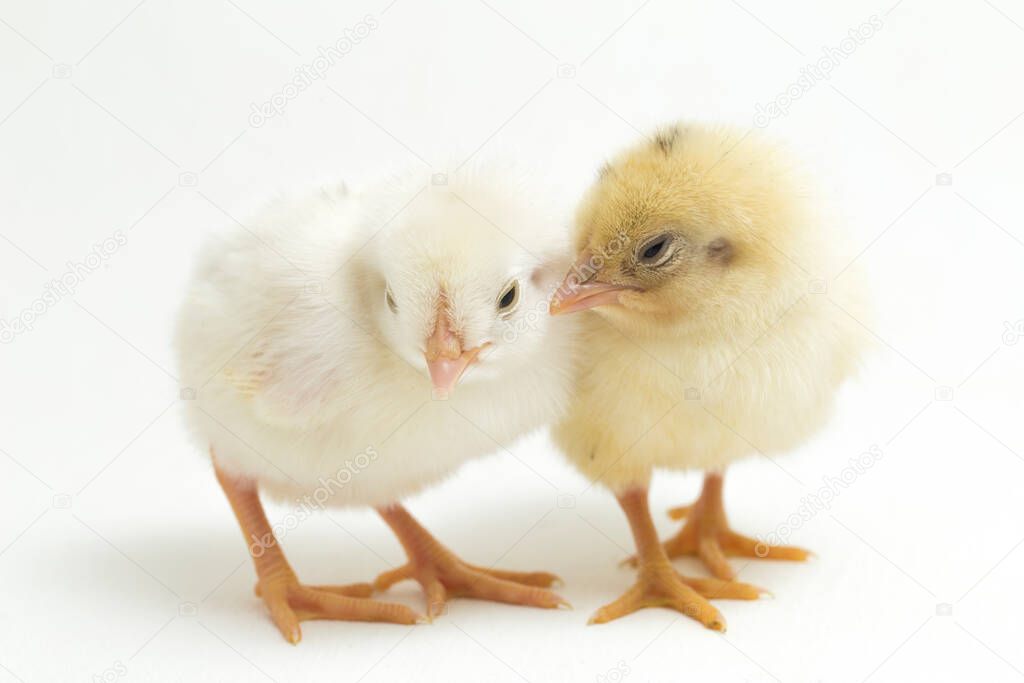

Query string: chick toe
[464,565,563,588]
[376,504,567,616]
[588,570,727,631]
[302,582,375,598]
[256,582,422,643]
[662,472,811,580]
[598,488,761,629]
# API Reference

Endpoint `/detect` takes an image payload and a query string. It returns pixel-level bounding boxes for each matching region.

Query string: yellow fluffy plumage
[550,122,866,627]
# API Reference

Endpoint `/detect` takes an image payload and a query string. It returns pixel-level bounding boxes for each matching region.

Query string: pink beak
[424,305,486,395]
[425,348,486,394]
[549,249,640,315]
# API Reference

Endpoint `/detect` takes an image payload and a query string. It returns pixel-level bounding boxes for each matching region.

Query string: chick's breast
[554,294,862,491]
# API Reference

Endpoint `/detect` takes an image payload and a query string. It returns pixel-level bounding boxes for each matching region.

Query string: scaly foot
[660,472,810,580]
[596,488,763,629]
[590,558,762,629]
[213,457,423,644]
[255,572,422,643]
[377,504,568,619]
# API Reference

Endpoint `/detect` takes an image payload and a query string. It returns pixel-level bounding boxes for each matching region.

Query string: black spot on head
[653,126,680,155]
[707,237,734,265]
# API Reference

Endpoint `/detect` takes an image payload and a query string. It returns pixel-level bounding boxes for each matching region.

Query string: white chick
[176,166,576,643]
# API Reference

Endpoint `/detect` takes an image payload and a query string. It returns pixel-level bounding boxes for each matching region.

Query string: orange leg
[662,471,810,580]
[214,459,422,644]
[375,504,567,619]
[591,487,763,630]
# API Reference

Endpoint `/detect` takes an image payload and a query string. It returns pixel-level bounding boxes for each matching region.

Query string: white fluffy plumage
[176,166,577,508]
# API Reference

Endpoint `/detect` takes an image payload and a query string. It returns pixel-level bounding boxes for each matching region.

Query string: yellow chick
[549,123,864,629]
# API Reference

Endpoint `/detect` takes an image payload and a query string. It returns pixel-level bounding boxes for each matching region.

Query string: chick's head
[366,168,567,395]
[551,124,814,333]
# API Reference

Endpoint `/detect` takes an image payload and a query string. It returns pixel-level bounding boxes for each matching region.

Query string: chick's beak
[549,249,639,315]
[424,310,486,394]
[425,349,484,394]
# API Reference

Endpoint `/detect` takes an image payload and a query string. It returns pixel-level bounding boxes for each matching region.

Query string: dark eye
[637,234,674,266]
[497,280,519,316]
[385,284,398,313]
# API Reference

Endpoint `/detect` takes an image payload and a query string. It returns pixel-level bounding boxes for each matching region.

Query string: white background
[2,0,1024,681]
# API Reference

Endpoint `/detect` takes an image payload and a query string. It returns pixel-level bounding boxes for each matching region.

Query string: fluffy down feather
[176,166,577,506]
[552,123,867,489]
